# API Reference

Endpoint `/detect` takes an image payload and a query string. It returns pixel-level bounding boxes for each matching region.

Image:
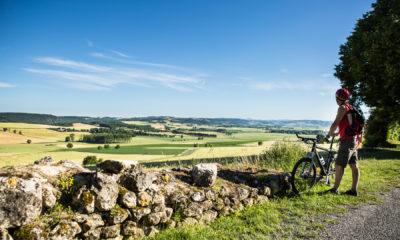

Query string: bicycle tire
[327,157,336,186]
[291,158,317,195]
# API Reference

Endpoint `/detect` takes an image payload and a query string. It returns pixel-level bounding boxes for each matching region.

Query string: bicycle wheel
[291,158,317,195]
[326,157,336,186]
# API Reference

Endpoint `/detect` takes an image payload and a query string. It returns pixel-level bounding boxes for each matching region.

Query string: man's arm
[328,105,347,137]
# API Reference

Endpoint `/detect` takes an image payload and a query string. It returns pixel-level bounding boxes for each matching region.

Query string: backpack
[344,104,365,137]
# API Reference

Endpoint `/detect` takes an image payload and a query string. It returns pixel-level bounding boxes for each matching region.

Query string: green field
[0,123,300,167]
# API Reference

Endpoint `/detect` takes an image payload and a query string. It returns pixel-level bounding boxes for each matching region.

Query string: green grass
[145,148,400,240]
[58,141,260,155]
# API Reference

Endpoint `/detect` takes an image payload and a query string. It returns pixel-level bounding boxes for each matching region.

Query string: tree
[83,155,98,166]
[115,144,120,149]
[13,130,17,134]
[3,128,7,132]
[70,133,75,141]
[19,130,22,135]
[334,0,400,146]
[65,136,71,142]
[27,139,32,144]
[67,143,73,149]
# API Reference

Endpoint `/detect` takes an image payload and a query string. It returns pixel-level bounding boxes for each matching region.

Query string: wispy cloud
[0,82,15,88]
[25,55,206,92]
[87,40,93,47]
[109,49,131,58]
[35,57,112,72]
[90,52,183,69]
[322,73,332,78]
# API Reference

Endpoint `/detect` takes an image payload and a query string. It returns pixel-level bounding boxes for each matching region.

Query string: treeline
[266,129,325,135]
[188,127,233,135]
[172,129,217,138]
[82,133,131,143]
[98,122,162,132]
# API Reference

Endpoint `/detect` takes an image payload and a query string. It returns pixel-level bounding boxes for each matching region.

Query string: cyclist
[319,88,359,196]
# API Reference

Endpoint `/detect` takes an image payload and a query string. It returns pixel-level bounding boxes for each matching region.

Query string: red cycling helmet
[336,88,350,100]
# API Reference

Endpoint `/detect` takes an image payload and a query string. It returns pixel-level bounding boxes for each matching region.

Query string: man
[320,88,359,196]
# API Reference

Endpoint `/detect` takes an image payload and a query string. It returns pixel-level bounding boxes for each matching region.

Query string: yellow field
[0,122,296,168]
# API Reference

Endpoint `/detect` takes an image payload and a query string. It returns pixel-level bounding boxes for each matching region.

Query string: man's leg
[333,164,344,190]
[349,163,359,190]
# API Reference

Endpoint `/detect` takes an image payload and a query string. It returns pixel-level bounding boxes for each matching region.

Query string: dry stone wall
[0,157,291,240]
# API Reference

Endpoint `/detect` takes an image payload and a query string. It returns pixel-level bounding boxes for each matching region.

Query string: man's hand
[318,134,330,144]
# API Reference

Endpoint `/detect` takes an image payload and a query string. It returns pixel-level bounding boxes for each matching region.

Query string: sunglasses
[336,97,346,101]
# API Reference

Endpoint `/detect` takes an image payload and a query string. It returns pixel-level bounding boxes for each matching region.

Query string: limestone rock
[121,221,144,237]
[145,212,164,226]
[179,217,198,227]
[130,208,151,222]
[184,202,203,218]
[108,206,129,225]
[201,200,213,211]
[0,177,42,228]
[42,184,57,209]
[219,185,230,197]
[100,224,121,239]
[120,167,155,192]
[79,213,104,232]
[0,228,13,240]
[237,187,249,201]
[205,189,217,201]
[213,198,225,211]
[191,163,217,187]
[72,186,95,214]
[243,198,254,206]
[137,191,152,207]
[82,229,101,240]
[199,210,218,225]
[50,220,81,240]
[97,160,137,174]
[91,173,119,211]
[34,156,54,165]
[118,189,137,209]
[191,191,205,202]
[145,226,159,237]
[169,193,187,208]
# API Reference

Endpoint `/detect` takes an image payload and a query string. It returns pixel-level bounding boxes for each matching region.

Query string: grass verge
[145,148,400,239]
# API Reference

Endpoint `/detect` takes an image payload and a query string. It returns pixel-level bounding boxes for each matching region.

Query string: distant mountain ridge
[0,112,331,129]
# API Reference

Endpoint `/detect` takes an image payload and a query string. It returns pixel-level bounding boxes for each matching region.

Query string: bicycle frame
[296,134,336,186]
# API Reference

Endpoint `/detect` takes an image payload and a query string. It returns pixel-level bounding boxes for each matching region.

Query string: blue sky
[0,0,374,121]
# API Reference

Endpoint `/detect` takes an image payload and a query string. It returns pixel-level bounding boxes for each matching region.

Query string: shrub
[19,130,22,135]
[65,136,71,142]
[97,146,102,150]
[83,156,98,166]
[104,144,110,149]
[27,139,32,144]
[66,143,73,149]
[258,141,263,146]
[115,144,120,149]
[13,130,17,134]
[260,142,306,171]
[194,143,198,147]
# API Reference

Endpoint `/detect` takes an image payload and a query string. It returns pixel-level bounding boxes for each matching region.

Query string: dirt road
[316,187,400,240]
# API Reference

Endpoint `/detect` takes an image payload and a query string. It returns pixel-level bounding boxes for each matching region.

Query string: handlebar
[296,133,335,144]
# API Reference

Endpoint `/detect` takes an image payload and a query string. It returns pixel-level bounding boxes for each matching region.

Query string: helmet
[336,88,350,100]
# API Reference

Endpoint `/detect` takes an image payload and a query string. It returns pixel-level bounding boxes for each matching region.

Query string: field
[0,122,300,168]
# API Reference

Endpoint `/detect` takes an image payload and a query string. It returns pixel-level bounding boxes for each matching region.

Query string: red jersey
[338,103,353,139]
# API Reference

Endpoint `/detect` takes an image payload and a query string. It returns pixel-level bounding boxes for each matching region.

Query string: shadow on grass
[358,148,400,160]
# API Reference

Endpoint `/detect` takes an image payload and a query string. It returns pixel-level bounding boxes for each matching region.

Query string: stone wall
[0,158,291,240]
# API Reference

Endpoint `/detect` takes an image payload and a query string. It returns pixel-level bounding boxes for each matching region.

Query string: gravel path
[316,187,400,240]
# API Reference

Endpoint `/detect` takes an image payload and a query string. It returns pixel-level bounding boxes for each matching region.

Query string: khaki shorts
[336,138,358,168]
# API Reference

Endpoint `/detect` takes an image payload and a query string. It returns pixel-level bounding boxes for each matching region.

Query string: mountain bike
[290,134,337,195]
